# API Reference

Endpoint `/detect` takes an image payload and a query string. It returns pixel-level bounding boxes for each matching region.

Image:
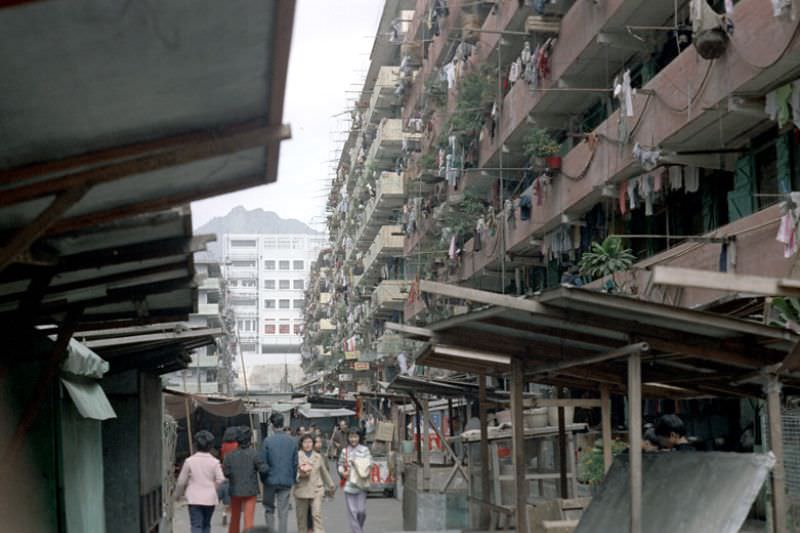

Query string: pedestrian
[262,412,298,533]
[295,433,335,533]
[328,419,348,476]
[338,429,373,533]
[223,427,266,533]
[219,427,240,526]
[175,430,225,533]
[307,435,333,532]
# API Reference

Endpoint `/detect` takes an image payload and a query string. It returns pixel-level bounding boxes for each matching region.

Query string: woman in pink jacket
[176,430,225,533]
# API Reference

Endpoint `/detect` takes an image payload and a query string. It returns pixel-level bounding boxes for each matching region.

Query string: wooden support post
[479,375,491,529]
[184,397,194,456]
[422,398,431,492]
[416,401,423,466]
[511,358,529,533]
[628,353,643,533]
[448,398,455,438]
[558,391,568,498]
[766,374,788,533]
[601,385,613,473]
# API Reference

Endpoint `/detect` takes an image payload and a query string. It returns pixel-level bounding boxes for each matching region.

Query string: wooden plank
[432,344,512,367]
[1,123,291,207]
[524,398,603,408]
[652,266,800,297]
[766,375,788,533]
[83,327,222,348]
[511,357,529,533]
[779,341,800,373]
[628,352,643,533]
[532,343,649,375]
[384,321,434,338]
[0,186,88,271]
[419,279,551,315]
[600,385,612,473]
[479,375,491,529]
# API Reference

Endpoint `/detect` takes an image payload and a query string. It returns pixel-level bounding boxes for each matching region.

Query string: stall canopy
[298,407,356,419]
[388,281,800,397]
[164,390,247,420]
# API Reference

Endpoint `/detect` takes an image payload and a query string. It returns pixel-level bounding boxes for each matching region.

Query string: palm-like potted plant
[578,236,636,291]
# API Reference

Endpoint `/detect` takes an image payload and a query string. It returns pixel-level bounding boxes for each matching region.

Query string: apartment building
[304,0,800,384]
[223,233,326,388]
[164,254,235,394]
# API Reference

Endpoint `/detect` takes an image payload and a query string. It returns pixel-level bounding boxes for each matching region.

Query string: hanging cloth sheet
[777,192,800,257]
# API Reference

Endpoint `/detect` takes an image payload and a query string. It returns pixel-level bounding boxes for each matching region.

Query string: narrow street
[172,492,403,533]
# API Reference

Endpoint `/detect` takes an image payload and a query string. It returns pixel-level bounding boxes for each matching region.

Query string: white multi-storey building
[222,233,326,388]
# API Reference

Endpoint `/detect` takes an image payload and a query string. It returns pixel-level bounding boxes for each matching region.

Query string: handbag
[339,448,348,488]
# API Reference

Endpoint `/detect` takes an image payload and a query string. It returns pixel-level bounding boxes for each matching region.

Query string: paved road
[172,491,403,533]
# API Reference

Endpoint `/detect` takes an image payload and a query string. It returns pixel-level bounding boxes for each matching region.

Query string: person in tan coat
[294,433,335,533]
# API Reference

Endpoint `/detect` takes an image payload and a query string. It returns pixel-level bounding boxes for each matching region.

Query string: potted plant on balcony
[523,128,561,171]
[578,236,636,292]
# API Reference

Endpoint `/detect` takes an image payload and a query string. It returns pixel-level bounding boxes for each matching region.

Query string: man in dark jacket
[261,412,298,533]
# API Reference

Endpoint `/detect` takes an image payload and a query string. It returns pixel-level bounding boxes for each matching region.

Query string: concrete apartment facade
[303,0,800,388]
[224,233,327,390]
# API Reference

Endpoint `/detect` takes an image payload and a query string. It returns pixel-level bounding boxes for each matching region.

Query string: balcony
[364,67,401,127]
[371,279,409,316]
[365,118,422,169]
[199,277,221,291]
[319,318,336,331]
[355,225,405,289]
[320,292,332,305]
[479,0,678,170]
[349,172,407,260]
[197,303,220,316]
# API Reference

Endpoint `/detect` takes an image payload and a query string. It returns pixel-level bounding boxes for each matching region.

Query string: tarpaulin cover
[297,407,356,419]
[164,393,246,419]
[60,338,109,378]
[58,338,116,420]
[60,377,117,421]
[575,452,775,533]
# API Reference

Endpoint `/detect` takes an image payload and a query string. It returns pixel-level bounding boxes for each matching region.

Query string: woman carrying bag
[338,429,373,533]
[294,433,335,533]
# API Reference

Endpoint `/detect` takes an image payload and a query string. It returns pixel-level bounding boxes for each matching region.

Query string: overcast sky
[191,0,383,231]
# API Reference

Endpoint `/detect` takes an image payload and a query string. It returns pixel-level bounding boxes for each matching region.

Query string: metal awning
[60,338,116,420]
[297,407,356,419]
[0,208,202,332]
[387,281,800,398]
[79,321,221,375]
[0,0,295,268]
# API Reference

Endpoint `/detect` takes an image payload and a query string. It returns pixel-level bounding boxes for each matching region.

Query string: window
[231,260,256,268]
[279,260,290,270]
[241,279,257,288]
[279,319,290,334]
[240,342,257,353]
[231,239,256,247]
[264,299,276,309]
[230,297,256,306]
[293,279,305,290]
[205,369,217,383]
[293,322,303,335]
[278,238,291,248]
[206,291,220,304]
[293,260,304,270]
[264,320,276,334]
[292,238,304,249]
[279,299,290,309]
[264,279,275,289]
[264,238,277,249]
[293,298,305,309]
[279,279,291,290]
[264,260,276,270]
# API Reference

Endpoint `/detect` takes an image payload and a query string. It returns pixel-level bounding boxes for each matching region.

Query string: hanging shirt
[669,166,683,191]
[684,166,700,193]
